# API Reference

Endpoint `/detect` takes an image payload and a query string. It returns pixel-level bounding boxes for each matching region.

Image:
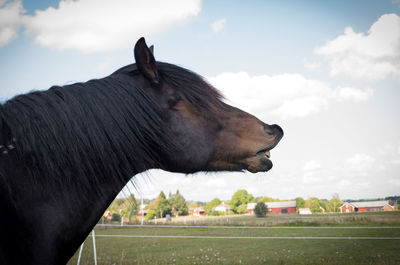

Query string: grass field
[68,212,400,265]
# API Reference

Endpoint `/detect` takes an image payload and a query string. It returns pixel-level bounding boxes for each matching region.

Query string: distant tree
[107,198,126,214]
[157,191,171,218]
[306,197,322,213]
[146,198,158,220]
[146,208,157,220]
[237,204,248,214]
[188,202,201,209]
[111,213,121,222]
[169,190,188,216]
[254,202,268,217]
[230,190,255,213]
[385,195,400,205]
[118,195,138,220]
[195,201,206,206]
[295,197,305,212]
[319,200,328,212]
[327,196,343,212]
[258,196,277,203]
[204,198,222,214]
[137,198,152,205]
[188,202,200,208]
[146,191,171,219]
[113,198,126,207]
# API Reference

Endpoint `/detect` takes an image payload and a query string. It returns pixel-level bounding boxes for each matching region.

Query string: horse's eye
[167,94,181,109]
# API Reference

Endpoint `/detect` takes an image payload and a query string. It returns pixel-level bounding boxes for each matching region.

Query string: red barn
[340,200,394,213]
[247,201,297,214]
[247,203,256,214]
[189,207,205,216]
[266,201,297,213]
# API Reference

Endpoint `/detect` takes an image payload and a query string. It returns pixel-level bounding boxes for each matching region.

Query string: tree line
[106,189,398,221]
[107,190,189,222]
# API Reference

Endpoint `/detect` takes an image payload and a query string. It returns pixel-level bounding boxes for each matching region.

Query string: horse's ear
[134,38,159,84]
[149,45,154,55]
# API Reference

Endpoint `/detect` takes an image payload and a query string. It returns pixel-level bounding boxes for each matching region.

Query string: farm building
[212,202,232,213]
[247,203,256,214]
[299,208,312,215]
[247,201,297,214]
[340,200,394,213]
[189,207,205,216]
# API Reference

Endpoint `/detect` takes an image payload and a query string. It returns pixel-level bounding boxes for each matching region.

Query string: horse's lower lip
[248,153,273,172]
[262,156,273,171]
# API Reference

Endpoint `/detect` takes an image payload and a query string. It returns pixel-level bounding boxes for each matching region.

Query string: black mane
[0,62,223,203]
[114,62,224,113]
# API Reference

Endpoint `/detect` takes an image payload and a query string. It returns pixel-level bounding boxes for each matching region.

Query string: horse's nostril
[272,124,284,136]
[263,124,284,137]
[263,124,274,136]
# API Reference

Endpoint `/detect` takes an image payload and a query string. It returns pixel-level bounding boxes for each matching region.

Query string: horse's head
[133,38,283,174]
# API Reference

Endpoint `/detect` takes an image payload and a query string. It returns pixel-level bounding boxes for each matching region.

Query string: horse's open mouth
[256,148,271,159]
[245,149,274,173]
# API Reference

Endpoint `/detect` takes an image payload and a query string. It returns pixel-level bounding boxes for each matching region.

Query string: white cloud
[338,179,351,188]
[302,160,325,184]
[346,153,375,165]
[204,177,227,187]
[345,153,375,175]
[333,86,374,102]
[314,13,400,80]
[303,58,320,71]
[377,143,400,165]
[389,179,400,186]
[210,18,226,32]
[22,0,201,53]
[303,160,321,171]
[0,0,25,47]
[207,72,372,119]
[302,172,320,184]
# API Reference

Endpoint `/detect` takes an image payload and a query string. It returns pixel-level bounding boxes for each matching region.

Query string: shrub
[254,202,268,217]
[209,211,220,216]
[146,209,157,220]
[237,204,248,214]
[111,213,121,222]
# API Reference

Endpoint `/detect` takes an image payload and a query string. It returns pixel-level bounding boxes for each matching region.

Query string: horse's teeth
[264,150,270,158]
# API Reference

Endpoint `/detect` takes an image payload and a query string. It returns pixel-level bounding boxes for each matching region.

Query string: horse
[0,37,283,264]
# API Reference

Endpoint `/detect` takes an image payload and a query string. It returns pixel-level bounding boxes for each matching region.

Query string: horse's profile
[0,38,283,264]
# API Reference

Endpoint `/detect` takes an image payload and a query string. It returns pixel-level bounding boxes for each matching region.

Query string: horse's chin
[245,154,273,173]
[206,153,274,173]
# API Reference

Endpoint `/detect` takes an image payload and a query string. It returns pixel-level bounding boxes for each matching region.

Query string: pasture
[68,212,400,265]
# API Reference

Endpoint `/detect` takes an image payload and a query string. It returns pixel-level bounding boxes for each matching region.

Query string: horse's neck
[1,161,134,264]
[49,173,133,264]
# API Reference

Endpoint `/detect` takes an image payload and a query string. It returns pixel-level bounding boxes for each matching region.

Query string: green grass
[135,211,400,227]
[68,212,400,265]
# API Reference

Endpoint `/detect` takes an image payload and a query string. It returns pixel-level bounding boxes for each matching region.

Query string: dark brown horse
[0,38,283,264]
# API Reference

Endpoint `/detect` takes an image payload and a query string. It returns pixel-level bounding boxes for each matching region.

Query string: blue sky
[1,0,399,201]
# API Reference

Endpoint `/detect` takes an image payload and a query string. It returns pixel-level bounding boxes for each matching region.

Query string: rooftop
[344,200,390,208]
[247,201,297,209]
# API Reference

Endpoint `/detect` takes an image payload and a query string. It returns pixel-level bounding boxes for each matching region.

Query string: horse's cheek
[166,114,213,168]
